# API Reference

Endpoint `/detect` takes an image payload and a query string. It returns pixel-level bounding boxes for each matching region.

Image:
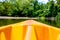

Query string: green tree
[45,1,58,17]
[57,0,60,5]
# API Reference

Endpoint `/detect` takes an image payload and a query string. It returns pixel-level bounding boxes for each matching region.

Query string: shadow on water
[0,19,27,27]
[36,18,60,28]
[0,18,60,28]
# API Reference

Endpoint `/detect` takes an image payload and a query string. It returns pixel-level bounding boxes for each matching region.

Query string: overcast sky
[0,0,48,3]
[38,0,56,4]
[38,0,48,3]
[0,0,56,4]
[0,0,4,2]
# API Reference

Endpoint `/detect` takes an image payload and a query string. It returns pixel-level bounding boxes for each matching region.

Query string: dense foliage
[0,0,60,17]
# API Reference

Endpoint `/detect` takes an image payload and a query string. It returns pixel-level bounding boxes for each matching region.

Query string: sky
[0,0,56,4]
[0,0,48,3]
[38,0,48,3]
[38,0,57,4]
[0,0,5,2]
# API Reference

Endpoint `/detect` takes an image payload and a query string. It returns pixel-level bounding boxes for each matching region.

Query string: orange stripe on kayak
[0,26,12,40]
[23,25,28,40]
[33,25,49,40]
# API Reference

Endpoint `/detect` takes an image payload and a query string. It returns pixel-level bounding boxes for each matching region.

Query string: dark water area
[35,19,60,28]
[0,19,60,28]
[0,19,26,26]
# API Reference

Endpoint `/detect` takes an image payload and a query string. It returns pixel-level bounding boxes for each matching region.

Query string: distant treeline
[0,0,60,17]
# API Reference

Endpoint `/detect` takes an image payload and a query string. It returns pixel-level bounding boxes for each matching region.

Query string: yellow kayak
[0,20,60,40]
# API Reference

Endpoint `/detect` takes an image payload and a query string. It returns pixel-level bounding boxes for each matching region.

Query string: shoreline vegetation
[0,0,60,17]
[0,0,60,28]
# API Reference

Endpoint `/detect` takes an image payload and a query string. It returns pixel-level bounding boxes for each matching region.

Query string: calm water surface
[0,19,60,28]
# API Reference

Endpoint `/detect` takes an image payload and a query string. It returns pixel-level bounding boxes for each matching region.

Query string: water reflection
[36,19,60,28]
[0,19,26,26]
[0,19,60,28]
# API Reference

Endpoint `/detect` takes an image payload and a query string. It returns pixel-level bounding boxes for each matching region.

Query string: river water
[0,19,60,28]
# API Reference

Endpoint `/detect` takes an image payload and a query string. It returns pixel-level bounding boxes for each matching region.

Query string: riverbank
[0,16,60,20]
[0,17,60,28]
[0,16,38,19]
